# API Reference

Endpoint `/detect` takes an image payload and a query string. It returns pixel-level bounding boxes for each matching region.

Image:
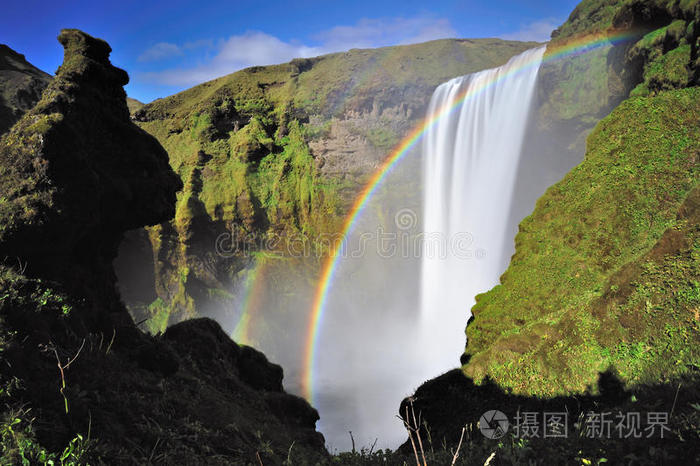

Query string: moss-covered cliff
[467,0,700,399]
[0,31,326,464]
[117,38,541,332]
[397,1,700,464]
[467,88,699,394]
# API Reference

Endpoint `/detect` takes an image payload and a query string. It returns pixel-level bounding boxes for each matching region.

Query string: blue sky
[2,0,580,103]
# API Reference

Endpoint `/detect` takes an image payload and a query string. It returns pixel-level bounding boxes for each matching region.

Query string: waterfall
[420,47,546,368]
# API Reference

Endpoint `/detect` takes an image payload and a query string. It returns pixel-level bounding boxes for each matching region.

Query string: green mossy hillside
[0,45,51,136]
[538,0,699,137]
[464,87,700,396]
[138,39,539,122]
[124,38,540,330]
[551,0,699,43]
[131,97,346,326]
[465,0,700,396]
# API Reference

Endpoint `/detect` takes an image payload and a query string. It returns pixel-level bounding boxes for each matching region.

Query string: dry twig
[450,426,466,465]
[42,339,85,413]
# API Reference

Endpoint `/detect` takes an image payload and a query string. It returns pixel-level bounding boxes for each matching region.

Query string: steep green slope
[0,44,51,135]
[535,0,699,140]
[126,96,144,114]
[464,0,700,397]
[120,38,540,330]
[391,2,700,463]
[466,88,700,394]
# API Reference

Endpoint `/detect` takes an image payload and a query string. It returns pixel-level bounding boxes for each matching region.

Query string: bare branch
[450,426,466,465]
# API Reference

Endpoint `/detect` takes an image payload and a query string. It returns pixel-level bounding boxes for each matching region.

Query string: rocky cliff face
[0,31,326,464]
[116,38,541,332]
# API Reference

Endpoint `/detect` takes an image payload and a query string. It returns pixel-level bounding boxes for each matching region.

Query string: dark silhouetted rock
[0,29,182,331]
[0,30,326,465]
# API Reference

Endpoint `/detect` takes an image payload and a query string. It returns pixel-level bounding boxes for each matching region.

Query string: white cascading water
[420,47,546,368]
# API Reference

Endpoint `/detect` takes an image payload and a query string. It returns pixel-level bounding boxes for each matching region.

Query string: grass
[0,262,331,464]
[1,411,92,465]
[463,87,700,396]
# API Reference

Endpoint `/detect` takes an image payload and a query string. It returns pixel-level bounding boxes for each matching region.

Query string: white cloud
[139,16,456,87]
[215,32,322,70]
[138,42,182,62]
[500,19,560,43]
[315,17,456,50]
[182,39,215,51]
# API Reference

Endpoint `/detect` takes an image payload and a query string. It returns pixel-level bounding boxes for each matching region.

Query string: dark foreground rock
[0,30,326,464]
[396,369,699,465]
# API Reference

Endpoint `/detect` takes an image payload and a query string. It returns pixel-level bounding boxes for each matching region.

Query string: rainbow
[300,29,641,403]
[232,257,269,344]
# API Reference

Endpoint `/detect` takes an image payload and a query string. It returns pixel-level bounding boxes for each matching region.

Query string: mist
[114,45,599,453]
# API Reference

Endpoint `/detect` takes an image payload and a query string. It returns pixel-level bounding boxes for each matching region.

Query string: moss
[552,0,699,43]
[145,297,170,334]
[369,127,399,149]
[550,0,622,41]
[25,113,63,135]
[629,81,651,97]
[644,44,691,91]
[464,88,700,396]
[539,45,612,123]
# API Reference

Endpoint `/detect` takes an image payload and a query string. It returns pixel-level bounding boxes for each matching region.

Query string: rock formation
[0,30,326,464]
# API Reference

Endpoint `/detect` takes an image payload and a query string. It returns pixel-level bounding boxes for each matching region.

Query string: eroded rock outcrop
[0,29,182,331]
[0,30,326,464]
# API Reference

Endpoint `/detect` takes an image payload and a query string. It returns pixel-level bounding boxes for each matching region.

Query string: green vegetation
[0,30,331,465]
[538,45,613,125]
[1,413,91,466]
[125,97,144,114]
[291,39,541,116]
[550,0,623,41]
[0,267,93,465]
[0,2,698,462]
[129,38,539,327]
[145,297,170,334]
[551,0,699,43]
[461,0,700,399]
[464,87,700,396]
[0,412,90,466]
[632,43,692,95]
